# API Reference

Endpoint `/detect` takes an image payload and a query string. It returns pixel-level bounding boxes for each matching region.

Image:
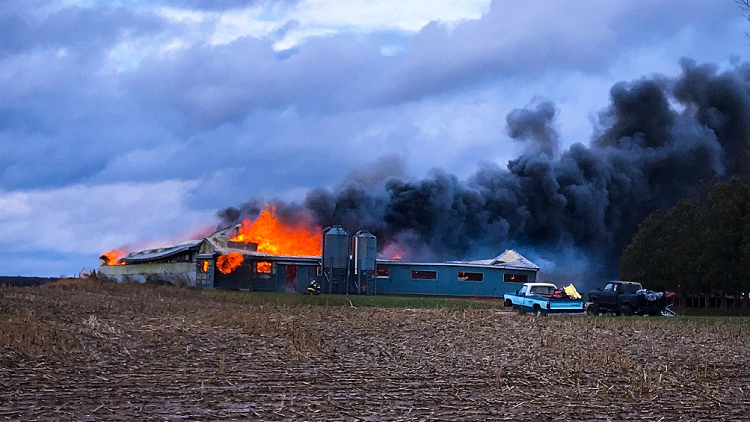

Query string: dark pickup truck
[587,281,667,316]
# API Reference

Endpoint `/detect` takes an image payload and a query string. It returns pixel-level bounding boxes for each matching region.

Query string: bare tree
[738,0,750,39]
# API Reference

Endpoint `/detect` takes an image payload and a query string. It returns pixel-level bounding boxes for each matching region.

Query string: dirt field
[1,279,749,421]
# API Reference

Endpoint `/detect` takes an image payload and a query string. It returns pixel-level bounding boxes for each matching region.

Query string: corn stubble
[1,278,749,421]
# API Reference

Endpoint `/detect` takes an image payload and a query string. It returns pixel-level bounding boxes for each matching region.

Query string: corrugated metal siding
[374,263,536,297]
[295,266,315,293]
[213,263,253,290]
[98,262,198,285]
[210,260,320,293]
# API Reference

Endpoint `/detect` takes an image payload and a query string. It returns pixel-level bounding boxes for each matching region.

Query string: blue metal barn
[372,251,539,298]
[100,224,540,298]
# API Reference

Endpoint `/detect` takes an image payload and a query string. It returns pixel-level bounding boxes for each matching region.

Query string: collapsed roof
[118,240,202,264]
[450,250,540,271]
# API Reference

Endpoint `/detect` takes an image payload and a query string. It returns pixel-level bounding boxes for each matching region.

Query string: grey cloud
[0,1,173,190]
[270,19,301,42]
[125,34,386,131]
[0,49,157,190]
[2,0,735,194]
[378,0,743,104]
[122,0,742,134]
[155,0,300,12]
[0,1,165,57]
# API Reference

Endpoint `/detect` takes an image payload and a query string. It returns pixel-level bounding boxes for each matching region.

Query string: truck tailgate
[547,299,585,313]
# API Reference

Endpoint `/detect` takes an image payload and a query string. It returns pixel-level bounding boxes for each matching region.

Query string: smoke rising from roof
[218,59,750,282]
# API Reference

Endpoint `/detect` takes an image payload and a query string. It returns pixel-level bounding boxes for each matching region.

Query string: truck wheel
[533,305,543,316]
[504,299,513,308]
[586,303,599,316]
[620,304,633,316]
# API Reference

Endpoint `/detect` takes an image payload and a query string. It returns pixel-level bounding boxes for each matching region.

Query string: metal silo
[321,226,350,294]
[353,230,377,295]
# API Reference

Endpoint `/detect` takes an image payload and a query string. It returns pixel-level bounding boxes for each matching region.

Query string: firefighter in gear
[306,280,321,295]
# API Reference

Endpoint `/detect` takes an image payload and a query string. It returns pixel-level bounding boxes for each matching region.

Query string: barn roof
[378,250,539,272]
[119,240,202,264]
[110,223,538,272]
[199,233,320,262]
[449,250,540,271]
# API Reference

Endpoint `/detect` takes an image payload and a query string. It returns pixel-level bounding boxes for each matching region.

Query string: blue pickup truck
[503,283,585,316]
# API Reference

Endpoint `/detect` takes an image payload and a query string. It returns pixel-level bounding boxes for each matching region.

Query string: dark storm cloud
[0,0,173,190]
[0,48,164,190]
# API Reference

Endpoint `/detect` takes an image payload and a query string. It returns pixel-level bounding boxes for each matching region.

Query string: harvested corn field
[1,279,749,421]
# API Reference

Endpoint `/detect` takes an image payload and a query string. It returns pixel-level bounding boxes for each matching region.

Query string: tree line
[620,177,750,295]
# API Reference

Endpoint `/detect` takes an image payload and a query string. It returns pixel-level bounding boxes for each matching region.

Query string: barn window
[201,261,209,272]
[458,271,483,282]
[411,270,437,280]
[256,261,272,274]
[377,268,390,277]
[504,274,528,283]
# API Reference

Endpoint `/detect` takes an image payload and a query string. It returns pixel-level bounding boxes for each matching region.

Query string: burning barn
[193,224,321,292]
[98,241,202,285]
[99,206,540,298]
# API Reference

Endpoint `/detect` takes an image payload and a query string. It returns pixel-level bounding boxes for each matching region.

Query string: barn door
[285,265,297,293]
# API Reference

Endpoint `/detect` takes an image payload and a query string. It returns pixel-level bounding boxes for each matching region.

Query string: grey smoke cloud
[219,60,749,282]
[506,99,560,157]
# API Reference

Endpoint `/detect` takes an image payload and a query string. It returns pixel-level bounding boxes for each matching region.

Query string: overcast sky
[0,0,747,276]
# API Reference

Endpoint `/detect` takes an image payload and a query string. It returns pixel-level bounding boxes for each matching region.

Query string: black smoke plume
[219,59,750,285]
[506,98,560,157]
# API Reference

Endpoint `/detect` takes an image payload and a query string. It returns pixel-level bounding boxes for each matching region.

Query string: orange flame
[382,243,405,260]
[101,249,126,265]
[257,261,272,273]
[231,205,322,256]
[217,252,244,274]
